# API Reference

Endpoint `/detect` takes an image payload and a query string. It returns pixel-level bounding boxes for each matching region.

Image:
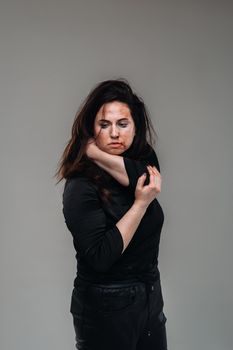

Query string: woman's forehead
[96,102,132,121]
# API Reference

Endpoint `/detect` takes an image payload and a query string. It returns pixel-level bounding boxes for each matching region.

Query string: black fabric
[123,147,160,192]
[62,146,164,286]
[70,279,167,350]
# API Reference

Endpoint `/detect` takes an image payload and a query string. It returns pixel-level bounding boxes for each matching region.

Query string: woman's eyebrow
[98,118,129,122]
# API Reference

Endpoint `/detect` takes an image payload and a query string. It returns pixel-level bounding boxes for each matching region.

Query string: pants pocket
[70,287,86,344]
[70,287,85,316]
[100,286,136,313]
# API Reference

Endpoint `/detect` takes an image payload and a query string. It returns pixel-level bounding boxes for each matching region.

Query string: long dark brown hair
[54,78,158,203]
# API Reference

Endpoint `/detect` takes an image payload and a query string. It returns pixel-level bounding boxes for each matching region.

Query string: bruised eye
[100,123,108,128]
[100,123,128,128]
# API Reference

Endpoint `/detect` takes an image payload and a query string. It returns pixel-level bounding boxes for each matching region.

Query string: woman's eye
[99,123,128,128]
[100,124,108,128]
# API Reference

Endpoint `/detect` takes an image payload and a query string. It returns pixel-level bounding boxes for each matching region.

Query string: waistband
[74,274,161,337]
[75,268,160,287]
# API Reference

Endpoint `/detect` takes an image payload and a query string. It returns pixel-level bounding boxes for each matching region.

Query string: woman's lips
[109,143,123,147]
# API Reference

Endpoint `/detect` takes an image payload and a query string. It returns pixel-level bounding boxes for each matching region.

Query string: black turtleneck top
[62,148,164,287]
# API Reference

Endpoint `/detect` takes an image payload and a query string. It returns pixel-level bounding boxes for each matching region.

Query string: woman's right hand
[134,165,162,208]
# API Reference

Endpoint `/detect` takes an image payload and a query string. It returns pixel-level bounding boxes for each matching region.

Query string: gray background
[1,0,232,349]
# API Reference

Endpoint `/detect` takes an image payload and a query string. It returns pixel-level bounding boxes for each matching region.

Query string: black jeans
[70,278,168,350]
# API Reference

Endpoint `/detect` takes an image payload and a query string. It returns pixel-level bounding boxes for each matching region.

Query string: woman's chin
[106,149,124,155]
[97,144,129,155]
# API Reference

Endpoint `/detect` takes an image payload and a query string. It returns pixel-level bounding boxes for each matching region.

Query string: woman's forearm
[116,201,148,253]
[88,145,129,186]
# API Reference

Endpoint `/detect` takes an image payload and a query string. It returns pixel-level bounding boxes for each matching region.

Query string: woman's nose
[110,126,119,137]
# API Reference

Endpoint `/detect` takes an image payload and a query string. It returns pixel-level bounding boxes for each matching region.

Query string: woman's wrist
[86,139,101,160]
[85,137,129,186]
[133,200,148,211]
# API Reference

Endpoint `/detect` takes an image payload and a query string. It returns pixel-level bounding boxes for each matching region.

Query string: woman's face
[93,101,136,155]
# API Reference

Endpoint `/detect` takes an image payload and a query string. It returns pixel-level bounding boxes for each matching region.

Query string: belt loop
[145,282,154,336]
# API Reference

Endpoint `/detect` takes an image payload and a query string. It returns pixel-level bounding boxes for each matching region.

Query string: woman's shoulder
[63,174,98,198]
[143,144,160,172]
[127,143,160,170]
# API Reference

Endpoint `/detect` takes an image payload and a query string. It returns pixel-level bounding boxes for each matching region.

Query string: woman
[55,79,168,350]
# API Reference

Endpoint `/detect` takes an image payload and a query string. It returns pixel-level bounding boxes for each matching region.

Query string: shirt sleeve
[62,177,124,273]
[123,147,160,192]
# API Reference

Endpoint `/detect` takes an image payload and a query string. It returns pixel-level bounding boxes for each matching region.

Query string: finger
[147,168,158,186]
[137,173,147,188]
[148,165,159,175]
[148,166,161,182]
[147,166,155,180]
[154,176,162,190]
[147,166,161,187]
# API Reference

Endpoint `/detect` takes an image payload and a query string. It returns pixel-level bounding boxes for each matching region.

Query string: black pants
[70,278,168,350]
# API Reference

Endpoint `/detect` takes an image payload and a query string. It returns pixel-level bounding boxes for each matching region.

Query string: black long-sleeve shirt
[62,148,164,287]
